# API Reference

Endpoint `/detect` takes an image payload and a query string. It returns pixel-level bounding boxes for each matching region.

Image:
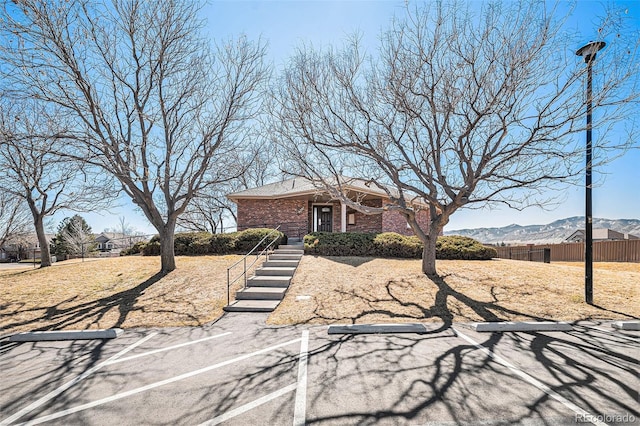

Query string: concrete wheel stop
[472,322,572,332]
[328,323,429,334]
[9,329,123,342]
[611,321,640,331]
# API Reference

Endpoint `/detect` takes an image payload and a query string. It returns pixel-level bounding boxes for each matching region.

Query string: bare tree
[1,0,269,272]
[0,191,32,256]
[178,145,278,233]
[271,1,639,275]
[0,100,113,267]
[54,214,96,258]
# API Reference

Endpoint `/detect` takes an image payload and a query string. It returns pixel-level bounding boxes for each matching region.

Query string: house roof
[227,176,413,203]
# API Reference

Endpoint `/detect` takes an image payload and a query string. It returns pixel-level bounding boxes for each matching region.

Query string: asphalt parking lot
[1,315,638,426]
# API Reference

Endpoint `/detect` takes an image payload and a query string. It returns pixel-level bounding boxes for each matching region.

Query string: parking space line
[0,332,158,426]
[453,328,608,426]
[293,330,309,426]
[104,332,232,365]
[15,337,302,426]
[198,383,297,426]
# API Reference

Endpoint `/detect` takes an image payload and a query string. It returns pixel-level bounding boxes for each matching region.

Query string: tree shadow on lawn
[0,272,167,334]
[305,273,551,328]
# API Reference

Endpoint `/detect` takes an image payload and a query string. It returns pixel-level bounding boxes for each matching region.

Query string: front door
[314,206,333,232]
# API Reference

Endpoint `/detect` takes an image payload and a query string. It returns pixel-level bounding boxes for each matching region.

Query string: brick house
[227,177,431,240]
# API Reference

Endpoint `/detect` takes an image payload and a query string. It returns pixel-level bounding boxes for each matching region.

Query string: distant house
[94,232,147,254]
[227,176,432,240]
[0,233,55,261]
[565,228,638,242]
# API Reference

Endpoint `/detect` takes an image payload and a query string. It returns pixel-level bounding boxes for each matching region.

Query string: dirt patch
[267,257,639,325]
[0,255,249,334]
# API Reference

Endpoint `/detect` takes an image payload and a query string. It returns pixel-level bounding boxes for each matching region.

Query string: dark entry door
[315,206,333,232]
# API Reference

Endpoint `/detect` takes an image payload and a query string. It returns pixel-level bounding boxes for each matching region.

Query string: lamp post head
[576,41,606,63]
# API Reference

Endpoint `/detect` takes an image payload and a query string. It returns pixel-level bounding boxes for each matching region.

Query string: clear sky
[70,0,640,235]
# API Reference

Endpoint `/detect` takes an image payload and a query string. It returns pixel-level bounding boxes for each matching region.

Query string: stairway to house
[223,240,304,312]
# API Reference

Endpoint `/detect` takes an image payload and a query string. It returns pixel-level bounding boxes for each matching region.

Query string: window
[348,213,356,225]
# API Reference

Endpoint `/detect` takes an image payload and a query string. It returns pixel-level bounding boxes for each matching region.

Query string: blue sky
[74,0,640,234]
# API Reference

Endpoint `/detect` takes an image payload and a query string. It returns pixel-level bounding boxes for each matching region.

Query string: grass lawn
[1,256,637,335]
[267,257,639,325]
[0,255,250,335]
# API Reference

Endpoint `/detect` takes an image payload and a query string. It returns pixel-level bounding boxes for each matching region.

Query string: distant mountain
[445,217,640,245]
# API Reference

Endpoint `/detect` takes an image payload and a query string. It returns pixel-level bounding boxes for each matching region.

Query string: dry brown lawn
[267,257,639,325]
[2,255,637,335]
[0,255,250,335]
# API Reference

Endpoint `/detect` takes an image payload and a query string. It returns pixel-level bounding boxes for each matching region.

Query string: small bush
[209,233,239,254]
[304,232,377,256]
[141,241,160,256]
[373,232,422,258]
[235,228,286,252]
[120,241,146,256]
[436,236,497,260]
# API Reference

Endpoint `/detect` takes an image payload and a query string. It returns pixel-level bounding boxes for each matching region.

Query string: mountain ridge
[445,216,640,245]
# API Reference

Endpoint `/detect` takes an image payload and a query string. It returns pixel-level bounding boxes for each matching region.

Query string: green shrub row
[304,232,496,260]
[122,228,286,256]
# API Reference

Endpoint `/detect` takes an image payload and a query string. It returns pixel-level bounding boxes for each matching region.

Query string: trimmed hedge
[304,232,495,260]
[436,235,497,260]
[134,228,285,256]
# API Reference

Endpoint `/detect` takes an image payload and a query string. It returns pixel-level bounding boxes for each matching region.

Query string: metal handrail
[226,226,282,306]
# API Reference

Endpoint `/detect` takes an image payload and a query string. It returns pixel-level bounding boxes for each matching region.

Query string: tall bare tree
[178,143,278,233]
[271,1,639,275]
[0,100,112,267]
[0,190,32,256]
[1,0,269,272]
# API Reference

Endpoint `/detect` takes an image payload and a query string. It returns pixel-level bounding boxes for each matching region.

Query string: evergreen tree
[53,215,96,257]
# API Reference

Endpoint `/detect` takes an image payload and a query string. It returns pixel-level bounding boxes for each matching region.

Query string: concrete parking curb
[472,322,572,332]
[327,324,428,334]
[611,321,640,331]
[9,329,123,342]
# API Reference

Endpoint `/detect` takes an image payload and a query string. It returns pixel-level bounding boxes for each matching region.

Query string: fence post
[543,248,551,264]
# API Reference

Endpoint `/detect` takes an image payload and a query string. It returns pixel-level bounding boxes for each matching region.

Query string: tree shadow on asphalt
[257,274,639,425]
[1,272,637,425]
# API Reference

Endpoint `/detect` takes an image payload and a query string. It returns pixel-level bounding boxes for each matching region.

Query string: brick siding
[236,198,309,236]
[382,206,431,237]
[236,196,431,237]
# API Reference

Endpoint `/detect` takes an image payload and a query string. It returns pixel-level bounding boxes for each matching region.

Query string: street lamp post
[576,41,605,305]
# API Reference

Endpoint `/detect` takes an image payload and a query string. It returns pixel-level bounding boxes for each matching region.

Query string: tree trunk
[421,223,441,277]
[158,219,177,274]
[34,215,52,268]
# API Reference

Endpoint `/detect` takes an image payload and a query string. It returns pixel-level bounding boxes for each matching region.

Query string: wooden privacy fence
[494,240,640,263]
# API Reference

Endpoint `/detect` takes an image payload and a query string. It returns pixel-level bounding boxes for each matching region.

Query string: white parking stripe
[198,383,297,426]
[15,337,302,426]
[293,330,309,426]
[0,332,158,426]
[105,332,232,365]
[453,328,609,426]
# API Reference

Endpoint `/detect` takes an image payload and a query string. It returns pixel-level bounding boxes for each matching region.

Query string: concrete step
[235,286,287,300]
[255,267,297,276]
[223,300,280,312]
[274,249,304,255]
[247,276,291,287]
[263,259,300,268]
[279,244,304,250]
[269,253,303,261]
